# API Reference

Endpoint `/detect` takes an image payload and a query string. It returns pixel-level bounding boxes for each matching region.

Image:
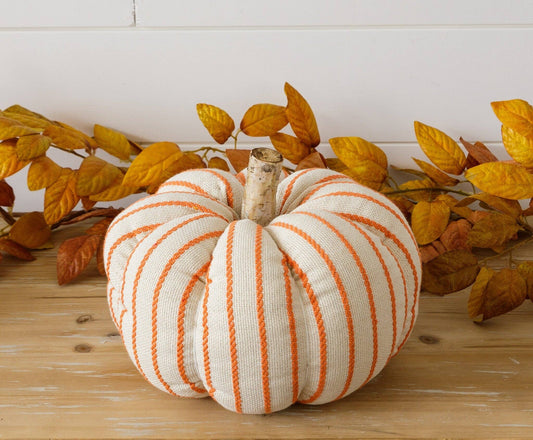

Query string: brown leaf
[59,208,122,226]
[284,82,320,148]
[240,104,288,137]
[27,156,62,191]
[81,196,97,211]
[85,217,114,236]
[412,157,459,186]
[295,151,328,171]
[422,249,480,295]
[43,123,98,150]
[411,200,450,245]
[420,240,447,263]
[517,261,533,302]
[468,267,495,320]
[16,134,51,160]
[270,133,311,164]
[456,192,522,219]
[0,140,30,179]
[93,124,132,160]
[9,212,51,249]
[44,169,80,225]
[491,99,533,139]
[226,149,251,173]
[0,180,14,207]
[0,238,35,261]
[464,153,480,169]
[207,156,230,171]
[467,210,490,224]
[465,162,533,200]
[459,138,498,164]
[56,235,100,285]
[196,104,235,144]
[96,238,106,276]
[467,212,520,249]
[76,155,123,196]
[439,219,471,251]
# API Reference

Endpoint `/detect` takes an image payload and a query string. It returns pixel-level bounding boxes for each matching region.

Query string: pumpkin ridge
[107,285,119,329]
[278,168,315,214]
[201,274,215,397]
[202,169,236,208]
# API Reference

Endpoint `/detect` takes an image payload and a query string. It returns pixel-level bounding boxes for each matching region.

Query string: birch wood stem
[241,148,283,226]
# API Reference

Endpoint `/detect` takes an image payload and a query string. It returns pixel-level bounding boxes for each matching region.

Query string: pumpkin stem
[241,147,283,226]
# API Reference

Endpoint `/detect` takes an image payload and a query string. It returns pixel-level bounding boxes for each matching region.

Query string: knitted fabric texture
[104,168,422,414]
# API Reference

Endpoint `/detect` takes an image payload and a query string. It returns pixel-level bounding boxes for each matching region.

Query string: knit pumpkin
[104,167,421,414]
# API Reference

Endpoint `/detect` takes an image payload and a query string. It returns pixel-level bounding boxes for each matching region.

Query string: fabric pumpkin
[104,167,421,414]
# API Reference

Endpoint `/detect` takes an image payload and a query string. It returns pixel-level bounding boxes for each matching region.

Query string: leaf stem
[478,235,533,266]
[51,145,87,159]
[231,129,241,149]
[0,206,16,225]
[383,187,472,197]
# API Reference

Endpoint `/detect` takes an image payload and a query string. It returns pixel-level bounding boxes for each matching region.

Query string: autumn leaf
[459,138,498,164]
[439,219,471,251]
[197,104,235,144]
[467,212,520,249]
[226,149,251,173]
[2,105,52,130]
[412,157,459,186]
[85,217,114,236]
[89,175,138,201]
[295,151,328,171]
[96,238,105,276]
[76,155,123,196]
[0,238,35,261]
[284,82,320,148]
[240,104,288,137]
[0,140,30,179]
[411,200,450,245]
[16,134,51,160]
[207,156,230,171]
[464,162,533,200]
[123,142,182,187]
[270,133,311,164]
[396,178,436,202]
[468,267,495,320]
[422,249,480,295]
[81,196,97,211]
[501,125,533,168]
[456,192,522,219]
[27,156,62,191]
[0,180,14,207]
[419,240,447,264]
[93,124,132,160]
[414,121,466,174]
[56,235,100,285]
[9,212,51,249]
[330,137,387,169]
[517,261,533,301]
[43,123,97,150]
[0,116,40,140]
[491,99,533,139]
[147,152,206,193]
[44,169,80,225]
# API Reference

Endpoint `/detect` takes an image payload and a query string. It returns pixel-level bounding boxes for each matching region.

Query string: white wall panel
[136,0,533,27]
[0,0,134,28]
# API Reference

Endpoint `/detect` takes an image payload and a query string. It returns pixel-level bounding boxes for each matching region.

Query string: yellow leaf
[396,178,436,202]
[240,104,288,137]
[207,156,230,171]
[270,133,310,164]
[43,124,97,150]
[464,162,533,200]
[9,212,51,249]
[467,212,520,249]
[76,155,123,196]
[414,121,466,174]
[123,142,182,187]
[0,140,29,179]
[501,125,533,168]
[491,99,533,139]
[16,134,51,160]
[329,136,387,169]
[284,82,320,147]
[0,116,39,140]
[467,267,495,320]
[148,152,206,193]
[44,169,80,225]
[27,156,62,191]
[93,124,132,161]
[412,157,459,187]
[411,200,450,245]
[3,105,52,129]
[89,175,138,201]
[196,104,235,144]
[342,159,388,190]
[456,192,522,219]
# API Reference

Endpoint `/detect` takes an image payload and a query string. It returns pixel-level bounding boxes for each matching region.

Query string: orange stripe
[203,169,235,208]
[282,253,326,404]
[129,213,215,383]
[254,225,271,413]
[274,217,357,400]
[299,180,355,205]
[235,172,246,186]
[158,180,211,197]
[202,274,215,396]
[107,286,119,329]
[279,168,314,213]
[225,221,242,413]
[282,255,299,403]
[315,174,353,185]
[150,234,220,396]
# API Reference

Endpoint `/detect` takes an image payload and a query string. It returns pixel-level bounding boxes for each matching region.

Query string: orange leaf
[421,249,480,295]
[93,124,132,161]
[412,157,459,187]
[459,138,498,164]
[123,142,182,187]
[27,156,62,191]
[240,104,288,137]
[85,217,114,236]
[456,192,522,219]
[517,261,533,301]
[0,180,14,207]
[96,238,106,276]
[491,99,533,139]
[81,196,97,211]
[439,219,471,251]
[76,155,123,196]
[9,212,51,249]
[56,235,100,285]
[16,134,51,160]
[284,82,320,147]
[501,125,533,168]
[419,240,447,264]
[196,104,235,144]
[329,136,387,169]
[43,124,97,150]
[295,151,328,171]
[411,200,450,245]
[467,212,520,249]
[44,169,80,225]
[0,238,35,261]
[414,121,466,174]
[270,132,310,164]
[89,175,138,202]
[147,152,206,193]
[464,162,533,200]
[0,140,30,179]
[226,149,251,173]
[207,156,230,171]
[467,267,495,320]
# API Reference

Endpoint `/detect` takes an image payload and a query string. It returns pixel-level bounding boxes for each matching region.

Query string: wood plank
[1,223,532,438]
[135,0,533,27]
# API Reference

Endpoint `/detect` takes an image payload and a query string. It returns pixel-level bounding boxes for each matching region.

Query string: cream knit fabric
[104,168,421,414]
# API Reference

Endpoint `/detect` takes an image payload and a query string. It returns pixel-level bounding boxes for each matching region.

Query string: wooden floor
[1,223,532,439]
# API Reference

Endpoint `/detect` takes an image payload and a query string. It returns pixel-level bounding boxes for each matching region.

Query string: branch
[0,207,16,225]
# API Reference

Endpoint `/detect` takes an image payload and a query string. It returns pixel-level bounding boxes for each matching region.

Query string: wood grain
[1,223,532,439]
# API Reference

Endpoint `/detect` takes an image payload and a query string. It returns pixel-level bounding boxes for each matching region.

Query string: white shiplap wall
[2,0,533,210]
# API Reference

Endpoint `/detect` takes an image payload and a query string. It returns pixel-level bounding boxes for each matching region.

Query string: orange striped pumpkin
[104,168,421,414]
